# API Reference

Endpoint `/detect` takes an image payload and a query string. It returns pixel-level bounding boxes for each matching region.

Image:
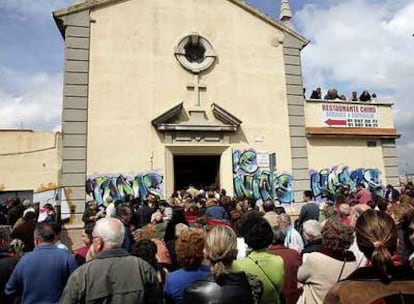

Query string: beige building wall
[307,138,385,175]
[0,131,61,191]
[87,0,292,195]
[305,99,398,186]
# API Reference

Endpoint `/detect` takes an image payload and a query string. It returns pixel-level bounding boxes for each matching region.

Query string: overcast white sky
[0,0,413,173]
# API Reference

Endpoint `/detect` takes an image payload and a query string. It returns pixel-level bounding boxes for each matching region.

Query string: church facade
[53,0,399,222]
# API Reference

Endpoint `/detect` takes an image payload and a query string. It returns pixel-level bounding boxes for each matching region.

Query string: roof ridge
[53,0,309,47]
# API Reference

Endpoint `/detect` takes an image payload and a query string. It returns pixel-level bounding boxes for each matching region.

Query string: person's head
[377,197,391,212]
[146,194,157,203]
[22,199,31,208]
[349,204,371,227]
[140,223,158,239]
[34,222,57,245]
[115,204,132,224]
[316,87,321,94]
[196,198,206,209]
[8,197,21,207]
[321,216,354,252]
[262,200,275,213]
[352,91,357,98]
[342,185,351,195]
[335,193,346,205]
[43,203,55,214]
[275,206,286,215]
[278,213,292,229]
[303,190,313,202]
[303,220,322,242]
[92,217,125,252]
[389,203,414,225]
[244,217,273,250]
[356,209,397,282]
[87,200,98,210]
[175,223,189,238]
[272,228,286,246]
[401,210,414,254]
[151,211,163,224]
[205,226,238,278]
[336,201,351,218]
[246,197,256,210]
[23,208,37,221]
[51,222,62,238]
[356,183,365,190]
[0,225,11,249]
[131,239,158,268]
[175,229,205,270]
[235,211,262,237]
[82,222,95,246]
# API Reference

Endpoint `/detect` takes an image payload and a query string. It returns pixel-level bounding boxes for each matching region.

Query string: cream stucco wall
[307,138,386,181]
[87,0,292,194]
[0,131,61,191]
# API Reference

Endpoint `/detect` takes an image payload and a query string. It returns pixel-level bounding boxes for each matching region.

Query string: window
[184,39,206,63]
[174,34,216,73]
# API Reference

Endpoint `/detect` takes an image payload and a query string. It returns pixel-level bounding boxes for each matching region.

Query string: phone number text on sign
[321,103,379,128]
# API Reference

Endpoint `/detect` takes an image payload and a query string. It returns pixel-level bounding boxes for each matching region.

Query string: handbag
[337,256,347,282]
[247,255,285,304]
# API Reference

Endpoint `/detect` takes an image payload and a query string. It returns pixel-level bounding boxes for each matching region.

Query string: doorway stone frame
[165,146,232,196]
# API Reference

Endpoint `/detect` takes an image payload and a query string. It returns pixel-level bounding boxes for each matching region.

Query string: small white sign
[256,153,269,168]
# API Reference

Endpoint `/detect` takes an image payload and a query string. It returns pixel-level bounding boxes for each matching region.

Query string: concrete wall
[307,138,385,175]
[304,99,399,186]
[87,0,293,194]
[0,131,61,191]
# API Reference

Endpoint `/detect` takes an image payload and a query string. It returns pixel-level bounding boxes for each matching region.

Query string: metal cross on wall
[187,74,206,107]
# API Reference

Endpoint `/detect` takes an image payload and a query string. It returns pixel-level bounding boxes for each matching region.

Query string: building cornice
[306,127,401,139]
[53,0,309,48]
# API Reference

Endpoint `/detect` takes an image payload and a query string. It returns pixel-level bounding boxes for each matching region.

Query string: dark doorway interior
[174,155,220,190]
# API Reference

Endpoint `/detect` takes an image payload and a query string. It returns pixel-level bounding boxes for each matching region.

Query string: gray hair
[175,223,189,238]
[303,220,322,240]
[94,217,125,249]
[272,228,286,245]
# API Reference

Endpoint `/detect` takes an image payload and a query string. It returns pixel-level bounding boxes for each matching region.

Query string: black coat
[184,272,257,304]
[0,252,19,304]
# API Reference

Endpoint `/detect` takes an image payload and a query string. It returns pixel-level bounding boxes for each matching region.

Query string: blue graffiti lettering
[86,173,164,206]
[310,166,382,199]
[232,149,294,203]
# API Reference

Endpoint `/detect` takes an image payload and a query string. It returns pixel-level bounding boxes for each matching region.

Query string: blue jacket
[205,205,228,221]
[5,244,77,304]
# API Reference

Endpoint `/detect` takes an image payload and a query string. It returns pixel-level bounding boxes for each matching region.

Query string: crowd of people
[1,182,414,304]
[308,87,377,102]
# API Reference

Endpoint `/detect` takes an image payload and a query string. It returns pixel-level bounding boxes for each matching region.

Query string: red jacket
[268,245,302,304]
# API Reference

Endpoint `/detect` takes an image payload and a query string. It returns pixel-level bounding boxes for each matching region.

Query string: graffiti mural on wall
[86,172,164,206]
[309,165,382,199]
[232,149,294,203]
